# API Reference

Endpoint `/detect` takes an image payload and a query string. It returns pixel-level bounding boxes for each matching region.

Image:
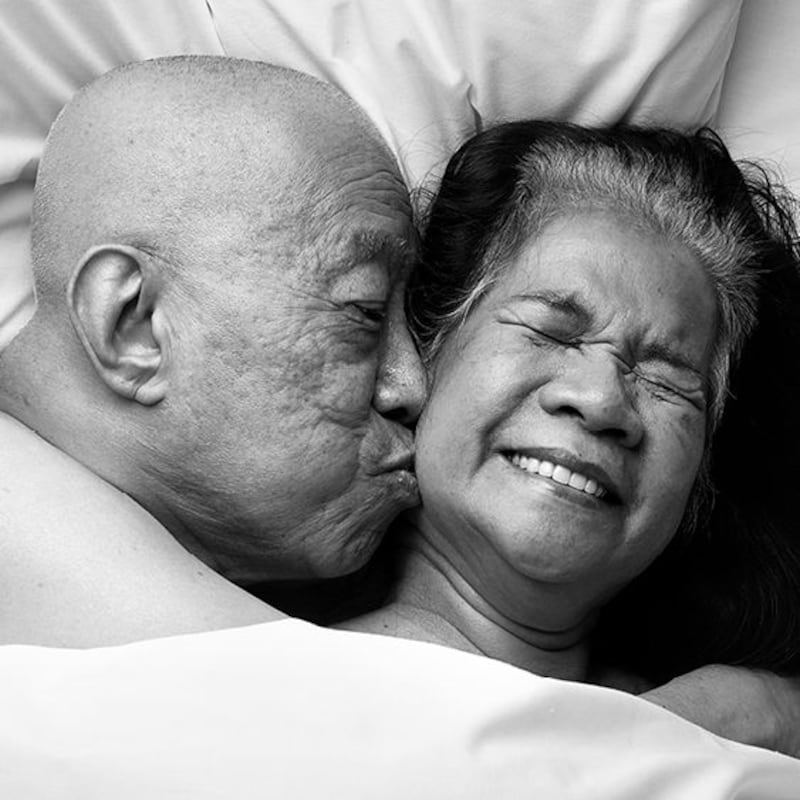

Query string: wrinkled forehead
[303,221,418,301]
[296,141,416,283]
[182,110,415,272]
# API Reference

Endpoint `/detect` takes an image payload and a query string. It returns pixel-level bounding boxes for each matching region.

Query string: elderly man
[0,57,799,796]
[0,55,426,642]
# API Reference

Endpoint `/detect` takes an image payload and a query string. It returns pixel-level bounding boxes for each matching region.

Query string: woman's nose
[537,350,644,448]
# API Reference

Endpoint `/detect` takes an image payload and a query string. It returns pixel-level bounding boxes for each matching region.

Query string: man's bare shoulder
[0,411,162,551]
[0,412,279,646]
[0,411,132,511]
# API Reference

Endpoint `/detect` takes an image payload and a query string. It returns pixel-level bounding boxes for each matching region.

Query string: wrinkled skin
[153,145,427,583]
[414,210,717,630]
[0,58,429,633]
[15,60,429,586]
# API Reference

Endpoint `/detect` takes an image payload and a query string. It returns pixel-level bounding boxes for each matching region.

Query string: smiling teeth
[509,454,607,499]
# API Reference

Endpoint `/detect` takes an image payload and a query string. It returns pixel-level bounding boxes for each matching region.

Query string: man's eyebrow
[347,230,415,269]
[509,290,592,326]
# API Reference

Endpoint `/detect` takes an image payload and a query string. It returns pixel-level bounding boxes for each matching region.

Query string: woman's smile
[495,450,622,517]
[506,452,609,500]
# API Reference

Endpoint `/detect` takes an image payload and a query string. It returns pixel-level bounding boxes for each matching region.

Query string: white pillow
[715,0,800,196]
[0,0,744,348]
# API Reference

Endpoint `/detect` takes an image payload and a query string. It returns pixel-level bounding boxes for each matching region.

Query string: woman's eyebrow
[509,290,591,326]
[639,340,707,382]
[511,292,707,380]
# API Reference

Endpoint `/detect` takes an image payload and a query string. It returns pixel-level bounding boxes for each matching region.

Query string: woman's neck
[340,513,596,682]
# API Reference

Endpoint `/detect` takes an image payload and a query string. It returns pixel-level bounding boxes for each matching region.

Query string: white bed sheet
[2,619,799,799]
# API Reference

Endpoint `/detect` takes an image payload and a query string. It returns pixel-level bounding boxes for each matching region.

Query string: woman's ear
[67,244,168,406]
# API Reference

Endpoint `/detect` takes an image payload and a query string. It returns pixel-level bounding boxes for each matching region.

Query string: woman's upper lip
[503,445,624,502]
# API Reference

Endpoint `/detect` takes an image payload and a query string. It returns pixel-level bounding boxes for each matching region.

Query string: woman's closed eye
[526,326,579,347]
[498,313,579,348]
[633,368,706,410]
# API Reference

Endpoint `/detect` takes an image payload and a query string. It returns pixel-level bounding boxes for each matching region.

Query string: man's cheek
[317,365,377,428]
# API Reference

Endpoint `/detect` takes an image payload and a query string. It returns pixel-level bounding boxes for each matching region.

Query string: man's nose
[537,350,644,448]
[373,313,427,426]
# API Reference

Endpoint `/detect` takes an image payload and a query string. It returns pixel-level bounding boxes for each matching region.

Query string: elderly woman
[338,121,800,689]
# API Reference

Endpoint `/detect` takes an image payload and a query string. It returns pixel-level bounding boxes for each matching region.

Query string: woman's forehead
[486,211,717,357]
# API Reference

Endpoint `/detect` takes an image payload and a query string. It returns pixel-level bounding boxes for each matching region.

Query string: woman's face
[415,210,717,613]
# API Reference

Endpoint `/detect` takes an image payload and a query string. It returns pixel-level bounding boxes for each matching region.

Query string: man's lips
[390,451,415,472]
[374,448,415,474]
[501,446,623,504]
[381,453,419,507]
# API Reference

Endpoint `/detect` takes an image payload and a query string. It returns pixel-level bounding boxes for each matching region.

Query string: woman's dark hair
[410,120,800,681]
[596,223,800,682]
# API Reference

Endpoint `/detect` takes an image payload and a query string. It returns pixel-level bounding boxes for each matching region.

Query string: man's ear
[67,244,168,406]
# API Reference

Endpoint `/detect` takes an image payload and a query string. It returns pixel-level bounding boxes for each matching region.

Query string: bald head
[6,56,424,583]
[32,55,400,303]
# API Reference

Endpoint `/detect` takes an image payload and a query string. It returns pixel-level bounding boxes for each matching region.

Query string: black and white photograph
[1,1,799,796]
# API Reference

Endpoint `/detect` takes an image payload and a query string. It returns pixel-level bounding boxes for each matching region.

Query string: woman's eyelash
[638,373,679,397]
[634,371,702,406]
[529,327,575,346]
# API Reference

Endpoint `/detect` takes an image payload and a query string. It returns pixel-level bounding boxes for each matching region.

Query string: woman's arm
[642,665,800,758]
